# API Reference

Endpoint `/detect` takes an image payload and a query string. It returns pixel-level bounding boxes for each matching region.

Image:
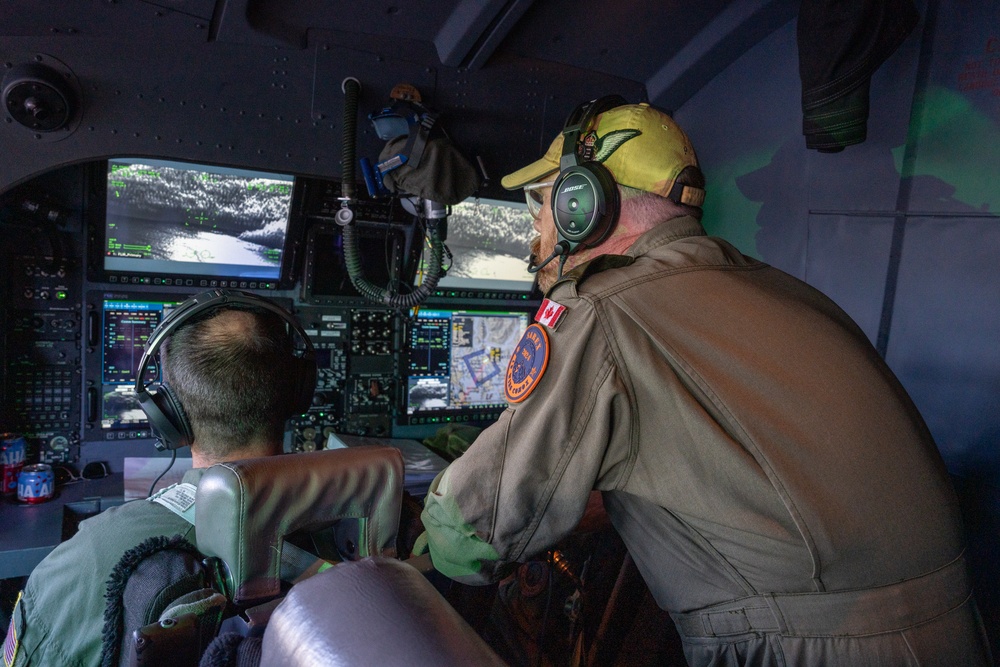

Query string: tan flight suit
[421,216,993,665]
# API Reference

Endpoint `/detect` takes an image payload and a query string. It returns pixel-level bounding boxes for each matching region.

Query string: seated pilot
[5,290,315,667]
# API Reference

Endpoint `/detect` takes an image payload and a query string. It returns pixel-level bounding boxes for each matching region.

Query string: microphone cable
[147,448,177,499]
[527,241,569,274]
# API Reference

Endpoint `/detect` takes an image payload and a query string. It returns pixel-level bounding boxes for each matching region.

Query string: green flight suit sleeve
[421,288,634,584]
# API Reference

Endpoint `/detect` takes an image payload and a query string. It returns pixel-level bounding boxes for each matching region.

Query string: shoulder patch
[505,323,550,403]
[535,298,566,329]
[4,591,21,667]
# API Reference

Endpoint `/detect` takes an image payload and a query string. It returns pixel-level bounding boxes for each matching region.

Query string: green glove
[411,531,430,556]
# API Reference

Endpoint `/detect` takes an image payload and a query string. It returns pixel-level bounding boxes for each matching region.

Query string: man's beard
[528,235,558,291]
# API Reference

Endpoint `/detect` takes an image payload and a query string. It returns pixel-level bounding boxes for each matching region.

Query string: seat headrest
[195,446,404,604]
[260,557,506,666]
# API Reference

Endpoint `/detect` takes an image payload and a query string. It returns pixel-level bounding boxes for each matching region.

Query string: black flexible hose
[342,219,446,308]
[341,221,389,303]
[340,77,360,201]
[393,221,444,308]
[338,77,444,308]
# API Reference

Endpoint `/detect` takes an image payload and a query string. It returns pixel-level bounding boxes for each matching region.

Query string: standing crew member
[418,97,992,665]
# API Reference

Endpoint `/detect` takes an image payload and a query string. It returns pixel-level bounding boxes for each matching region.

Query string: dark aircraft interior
[1,0,997,664]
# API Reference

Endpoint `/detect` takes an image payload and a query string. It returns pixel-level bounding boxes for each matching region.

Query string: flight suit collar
[182,466,209,486]
[625,214,707,258]
[547,215,707,296]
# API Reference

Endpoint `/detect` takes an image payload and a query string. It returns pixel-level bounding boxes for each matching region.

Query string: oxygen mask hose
[338,78,446,308]
[338,76,386,301]
[340,77,360,204]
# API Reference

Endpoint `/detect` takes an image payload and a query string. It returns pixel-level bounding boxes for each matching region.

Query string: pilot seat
[97,445,503,666]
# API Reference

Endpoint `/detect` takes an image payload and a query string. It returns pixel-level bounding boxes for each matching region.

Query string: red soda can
[18,464,55,504]
[1,436,27,495]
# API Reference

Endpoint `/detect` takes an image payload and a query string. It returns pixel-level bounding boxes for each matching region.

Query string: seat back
[195,445,404,605]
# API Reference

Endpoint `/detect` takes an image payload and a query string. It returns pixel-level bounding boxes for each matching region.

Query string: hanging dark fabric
[798,0,920,152]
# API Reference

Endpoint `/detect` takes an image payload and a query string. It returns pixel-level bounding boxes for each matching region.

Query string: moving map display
[406,307,531,422]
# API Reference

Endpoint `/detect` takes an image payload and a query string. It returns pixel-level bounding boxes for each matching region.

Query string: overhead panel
[222,0,466,47]
[490,0,733,83]
[435,0,537,71]
[646,0,798,110]
[0,1,210,42]
[141,0,217,20]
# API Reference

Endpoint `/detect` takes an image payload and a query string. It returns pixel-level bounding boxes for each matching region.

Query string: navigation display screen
[99,296,182,430]
[405,307,531,423]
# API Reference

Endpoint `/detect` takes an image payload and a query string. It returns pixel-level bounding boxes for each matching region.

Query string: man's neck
[190,449,215,469]
[556,212,692,279]
[190,443,277,468]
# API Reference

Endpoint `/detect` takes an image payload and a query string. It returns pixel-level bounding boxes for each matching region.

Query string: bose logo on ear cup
[561,184,588,193]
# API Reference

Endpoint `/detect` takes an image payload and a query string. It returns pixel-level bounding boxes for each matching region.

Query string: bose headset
[527,95,629,276]
[134,289,317,451]
[550,94,630,256]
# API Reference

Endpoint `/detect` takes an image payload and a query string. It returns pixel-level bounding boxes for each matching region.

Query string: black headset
[134,289,317,452]
[550,94,629,255]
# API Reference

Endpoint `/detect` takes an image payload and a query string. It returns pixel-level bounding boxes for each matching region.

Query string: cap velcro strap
[679,186,705,207]
[668,181,706,207]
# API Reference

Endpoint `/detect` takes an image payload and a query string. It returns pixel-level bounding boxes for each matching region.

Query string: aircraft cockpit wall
[0,0,659,469]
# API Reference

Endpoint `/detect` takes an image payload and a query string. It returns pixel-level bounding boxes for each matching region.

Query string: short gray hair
[618,165,705,221]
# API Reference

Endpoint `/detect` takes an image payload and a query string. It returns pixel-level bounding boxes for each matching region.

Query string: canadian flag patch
[535,298,567,329]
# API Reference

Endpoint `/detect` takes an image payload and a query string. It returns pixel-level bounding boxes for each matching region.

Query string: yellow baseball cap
[501,102,704,206]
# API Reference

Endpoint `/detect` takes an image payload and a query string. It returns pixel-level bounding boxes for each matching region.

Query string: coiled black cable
[342,218,445,308]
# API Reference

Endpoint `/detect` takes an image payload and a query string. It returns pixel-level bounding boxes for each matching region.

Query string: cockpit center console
[1,158,540,468]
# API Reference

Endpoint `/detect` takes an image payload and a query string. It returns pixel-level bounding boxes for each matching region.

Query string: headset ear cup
[552,95,628,255]
[137,382,194,451]
[588,162,619,245]
[551,162,619,251]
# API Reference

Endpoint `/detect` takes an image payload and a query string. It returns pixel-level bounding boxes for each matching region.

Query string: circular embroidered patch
[505,323,550,403]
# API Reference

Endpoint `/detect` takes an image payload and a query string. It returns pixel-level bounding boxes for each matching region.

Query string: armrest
[261,557,506,666]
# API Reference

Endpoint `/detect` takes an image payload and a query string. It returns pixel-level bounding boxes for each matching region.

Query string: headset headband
[559,95,629,171]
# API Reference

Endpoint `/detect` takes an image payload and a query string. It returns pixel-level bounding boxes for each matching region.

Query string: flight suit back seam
[611,294,826,589]
[591,294,638,491]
